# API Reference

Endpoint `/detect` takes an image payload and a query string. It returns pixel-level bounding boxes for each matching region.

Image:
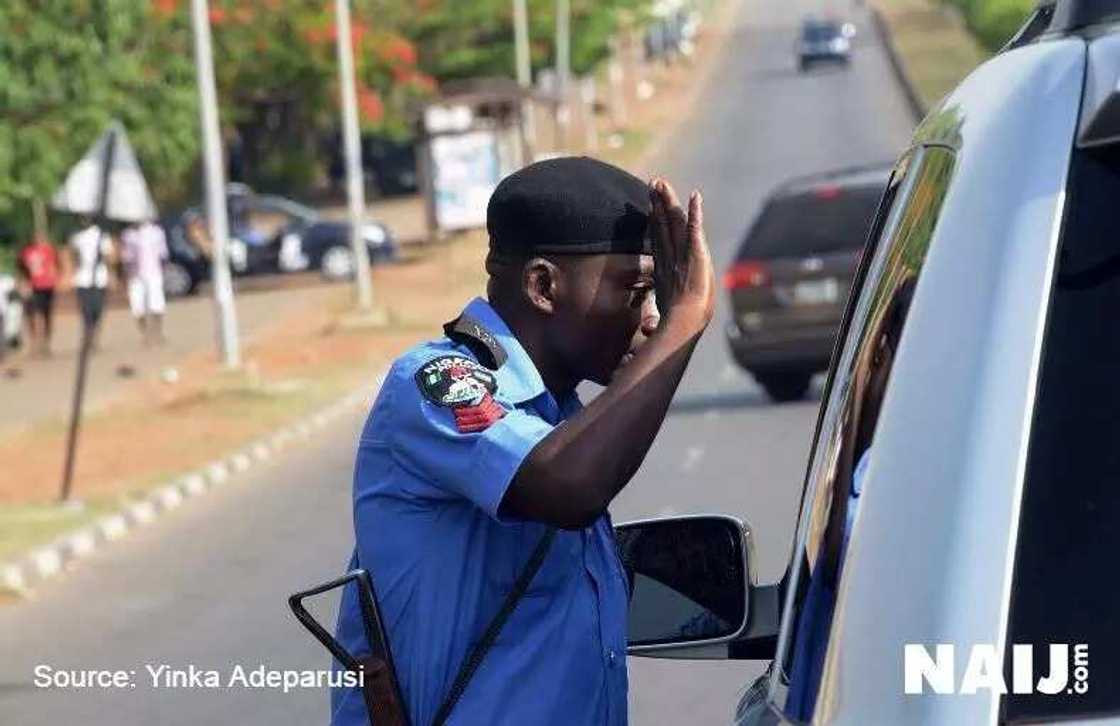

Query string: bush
[974,0,1035,49]
[944,0,1034,51]
[252,147,324,196]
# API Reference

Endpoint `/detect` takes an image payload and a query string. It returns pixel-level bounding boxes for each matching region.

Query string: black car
[724,163,890,401]
[161,211,211,298]
[162,186,397,297]
[796,17,853,71]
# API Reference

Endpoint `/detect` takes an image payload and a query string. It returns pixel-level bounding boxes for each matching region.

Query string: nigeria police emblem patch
[414,355,505,432]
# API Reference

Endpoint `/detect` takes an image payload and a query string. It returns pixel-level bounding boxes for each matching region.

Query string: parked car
[161,211,211,298]
[620,2,1120,724]
[724,163,891,401]
[796,17,852,71]
[162,186,397,297]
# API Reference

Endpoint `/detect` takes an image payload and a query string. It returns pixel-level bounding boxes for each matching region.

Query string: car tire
[162,261,195,298]
[756,371,811,402]
[320,245,355,281]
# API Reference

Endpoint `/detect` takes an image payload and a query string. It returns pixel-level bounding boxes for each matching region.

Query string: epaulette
[442,313,508,370]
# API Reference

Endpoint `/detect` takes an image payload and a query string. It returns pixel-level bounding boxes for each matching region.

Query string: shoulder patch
[414,355,505,432]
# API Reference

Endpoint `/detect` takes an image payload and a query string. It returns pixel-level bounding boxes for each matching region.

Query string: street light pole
[336,0,374,311]
[190,0,240,368]
[513,0,535,164]
[555,0,570,149]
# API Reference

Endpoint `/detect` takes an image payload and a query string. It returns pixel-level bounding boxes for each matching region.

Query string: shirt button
[607,649,618,666]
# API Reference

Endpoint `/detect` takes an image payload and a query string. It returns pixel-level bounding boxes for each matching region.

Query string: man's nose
[640,298,661,336]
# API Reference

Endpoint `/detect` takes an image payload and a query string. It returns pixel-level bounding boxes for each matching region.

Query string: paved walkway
[0,276,340,436]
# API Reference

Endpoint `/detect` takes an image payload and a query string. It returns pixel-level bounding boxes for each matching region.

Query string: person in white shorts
[121,220,169,346]
[69,220,115,351]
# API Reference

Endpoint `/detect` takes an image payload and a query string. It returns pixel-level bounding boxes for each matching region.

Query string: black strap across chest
[431,527,556,726]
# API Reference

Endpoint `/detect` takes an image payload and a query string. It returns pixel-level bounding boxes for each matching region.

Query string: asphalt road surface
[0,0,917,723]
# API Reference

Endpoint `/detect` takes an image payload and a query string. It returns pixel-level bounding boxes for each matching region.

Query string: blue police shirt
[331,297,630,726]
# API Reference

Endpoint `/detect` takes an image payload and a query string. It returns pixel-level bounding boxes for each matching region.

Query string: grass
[0,502,119,563]
[877,0,992,110]
[603,128,654,168]
[0,370,356,562]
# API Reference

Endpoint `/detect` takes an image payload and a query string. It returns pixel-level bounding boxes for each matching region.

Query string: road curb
[870,6,928,123]
[0,373,387,599]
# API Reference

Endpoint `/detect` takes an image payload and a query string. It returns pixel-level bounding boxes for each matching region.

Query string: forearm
[504,308,706,528]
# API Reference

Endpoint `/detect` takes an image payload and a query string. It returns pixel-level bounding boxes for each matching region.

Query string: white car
[617,2,1120,724]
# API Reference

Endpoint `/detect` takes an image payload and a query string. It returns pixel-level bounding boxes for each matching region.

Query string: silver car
[615,2,1120,724]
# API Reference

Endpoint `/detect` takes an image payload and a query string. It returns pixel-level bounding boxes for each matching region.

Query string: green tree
[195,0,433,191]
[0,0,200,248]
[406,0,647,83]
[942,0,1034,52]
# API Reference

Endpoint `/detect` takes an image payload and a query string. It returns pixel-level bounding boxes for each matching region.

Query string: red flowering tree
[151,0,434,192]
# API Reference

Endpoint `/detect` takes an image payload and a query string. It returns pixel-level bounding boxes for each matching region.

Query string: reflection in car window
[1002,146,1120,722]
[768,147,955,723]
[616,519,745,647]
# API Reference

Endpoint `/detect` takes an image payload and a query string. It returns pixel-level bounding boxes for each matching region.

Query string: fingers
[687,190,704,247]
[654,180,689,249]
[648,178,673,256]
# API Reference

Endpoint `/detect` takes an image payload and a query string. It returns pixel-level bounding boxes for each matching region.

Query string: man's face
[553,253,660,385]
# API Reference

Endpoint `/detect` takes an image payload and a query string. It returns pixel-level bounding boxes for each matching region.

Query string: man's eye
[628,286,652,306]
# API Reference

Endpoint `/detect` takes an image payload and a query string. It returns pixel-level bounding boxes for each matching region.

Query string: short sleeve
[383,354,552,520]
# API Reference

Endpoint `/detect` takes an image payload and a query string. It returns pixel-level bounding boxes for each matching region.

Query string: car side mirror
[615,515,753,657]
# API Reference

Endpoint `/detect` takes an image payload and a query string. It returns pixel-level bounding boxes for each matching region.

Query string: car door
[761,145,956,724]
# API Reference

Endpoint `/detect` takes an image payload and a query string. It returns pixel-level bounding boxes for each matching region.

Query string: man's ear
[522,256,562,314]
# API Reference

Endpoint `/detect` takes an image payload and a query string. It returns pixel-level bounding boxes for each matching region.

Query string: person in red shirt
[17,234,60,357]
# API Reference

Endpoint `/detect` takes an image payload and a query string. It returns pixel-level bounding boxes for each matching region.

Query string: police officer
[331,156,714,725]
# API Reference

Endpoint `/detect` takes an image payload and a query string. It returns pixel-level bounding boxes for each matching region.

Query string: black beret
[487,156,652,255]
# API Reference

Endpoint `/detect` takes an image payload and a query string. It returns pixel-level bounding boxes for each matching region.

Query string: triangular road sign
[51,121,158,222]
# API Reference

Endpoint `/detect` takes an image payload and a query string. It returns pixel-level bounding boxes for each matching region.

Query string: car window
[738,185,886,260]
[767,146,955,723]
[802,24,838,41]
[1001,145,1120,722]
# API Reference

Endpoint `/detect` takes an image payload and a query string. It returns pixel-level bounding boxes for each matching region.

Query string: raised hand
[648,177,715,329]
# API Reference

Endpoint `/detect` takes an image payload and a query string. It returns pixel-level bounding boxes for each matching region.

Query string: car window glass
[768,147,955,723]
[738,186,886,259]
[1002,145,1120,722]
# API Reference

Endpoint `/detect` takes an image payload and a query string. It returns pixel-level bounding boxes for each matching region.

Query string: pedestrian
[68,218,114,349]
[17,232,61,356]
[330,156,715,726]
[121,220,169,346]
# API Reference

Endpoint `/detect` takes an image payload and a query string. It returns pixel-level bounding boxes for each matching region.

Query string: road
[0,0,916,723]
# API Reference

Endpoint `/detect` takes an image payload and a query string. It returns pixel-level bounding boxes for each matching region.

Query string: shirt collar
[459,297,549,405]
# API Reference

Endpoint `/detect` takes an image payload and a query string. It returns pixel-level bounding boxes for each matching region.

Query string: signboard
[424,104,473,134]
[51,122,157,222]
[432,130,500,231]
